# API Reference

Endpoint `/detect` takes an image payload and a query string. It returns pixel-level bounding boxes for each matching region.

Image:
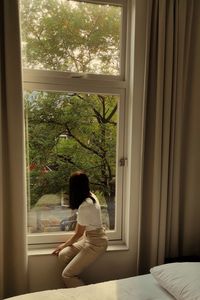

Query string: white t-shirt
[77,194,102,231]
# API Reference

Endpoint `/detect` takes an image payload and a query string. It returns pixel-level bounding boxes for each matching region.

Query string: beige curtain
[138,0,199,274]
[0,1,28,298]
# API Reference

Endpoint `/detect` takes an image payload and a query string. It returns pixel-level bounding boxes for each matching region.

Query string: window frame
[21,0,129,246]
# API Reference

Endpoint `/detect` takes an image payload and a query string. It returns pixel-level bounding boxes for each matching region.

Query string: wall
[28,249,135,291]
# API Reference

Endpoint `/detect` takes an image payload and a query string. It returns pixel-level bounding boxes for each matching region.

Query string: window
[20,0,128,246]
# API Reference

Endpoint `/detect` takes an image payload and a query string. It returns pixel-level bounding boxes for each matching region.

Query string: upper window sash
[20,0,127,78]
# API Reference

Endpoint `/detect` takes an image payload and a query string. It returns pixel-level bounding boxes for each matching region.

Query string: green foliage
[20,0,121,74]
[26,90,118,207]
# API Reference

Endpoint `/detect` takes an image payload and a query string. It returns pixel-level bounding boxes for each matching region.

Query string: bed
[5,262,200,300]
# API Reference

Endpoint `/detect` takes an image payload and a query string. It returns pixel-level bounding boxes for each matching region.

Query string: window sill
[28,243,129,256]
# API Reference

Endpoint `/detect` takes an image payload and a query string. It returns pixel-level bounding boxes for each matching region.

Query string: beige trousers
[58,228,108,288]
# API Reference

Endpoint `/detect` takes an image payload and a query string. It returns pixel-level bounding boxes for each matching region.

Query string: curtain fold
[0,1,28,298]
[166,0,194,258]
[138,0,195,274]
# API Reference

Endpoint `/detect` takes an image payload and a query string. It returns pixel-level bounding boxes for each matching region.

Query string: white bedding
[5,274,174,300]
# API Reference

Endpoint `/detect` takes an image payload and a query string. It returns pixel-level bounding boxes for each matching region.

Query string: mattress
[5,274,174,300]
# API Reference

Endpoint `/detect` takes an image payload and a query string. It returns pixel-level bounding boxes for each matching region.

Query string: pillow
[150,262,200,300]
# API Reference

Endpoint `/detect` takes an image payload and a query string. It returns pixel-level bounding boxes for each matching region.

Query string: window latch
[119,157,127,166]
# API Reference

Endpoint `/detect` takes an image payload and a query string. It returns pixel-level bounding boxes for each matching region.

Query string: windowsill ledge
[28,243,129,256]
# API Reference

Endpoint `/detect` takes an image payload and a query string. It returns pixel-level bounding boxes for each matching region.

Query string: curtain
[166,0,200,259]
[0,0,28,298]
[138,0,196,274]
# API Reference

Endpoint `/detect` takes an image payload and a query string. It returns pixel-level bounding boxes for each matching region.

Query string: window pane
[20,0,121,75]
[25,90,118,233]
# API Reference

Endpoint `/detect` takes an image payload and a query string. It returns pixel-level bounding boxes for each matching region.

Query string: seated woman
[52,171,108,288]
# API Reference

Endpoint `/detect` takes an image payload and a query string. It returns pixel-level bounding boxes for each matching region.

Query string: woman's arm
[52,223,86,256]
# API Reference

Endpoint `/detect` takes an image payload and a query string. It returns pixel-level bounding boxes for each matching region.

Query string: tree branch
[65,124,103,158]
[105,104,117,123]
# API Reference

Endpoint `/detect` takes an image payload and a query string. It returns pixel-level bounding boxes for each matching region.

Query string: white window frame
[22,0,130,247]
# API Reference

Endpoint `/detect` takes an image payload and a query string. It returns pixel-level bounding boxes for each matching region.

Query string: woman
[52,171,108,288]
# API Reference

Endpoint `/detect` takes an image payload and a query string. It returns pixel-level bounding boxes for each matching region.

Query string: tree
[21,0,120,75]
[21,0,121,229]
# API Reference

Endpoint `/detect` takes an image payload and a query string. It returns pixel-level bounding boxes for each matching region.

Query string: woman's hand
[52,243,66,256]
[52,223,85,256]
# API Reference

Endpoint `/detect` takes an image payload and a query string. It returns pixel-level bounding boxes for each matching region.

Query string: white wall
[28,248,136,291]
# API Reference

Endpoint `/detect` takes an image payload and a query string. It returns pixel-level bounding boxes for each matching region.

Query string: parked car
[60,213,77,231]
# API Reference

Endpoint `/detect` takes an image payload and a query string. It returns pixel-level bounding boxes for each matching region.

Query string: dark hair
[69,171,95,209]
